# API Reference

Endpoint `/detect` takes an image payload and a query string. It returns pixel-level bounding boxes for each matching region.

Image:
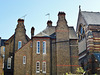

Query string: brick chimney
[47,20,52,27]
[58,12,66,20]
[15,18,26,35]
[31,27,35,38]
[18,18,24,24]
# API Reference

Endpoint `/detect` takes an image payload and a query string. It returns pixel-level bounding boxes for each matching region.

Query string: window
[37,41,40,54]
[7,58,11,69]
[30,42,32,48]
[18,41,22,49]
[43,41,46,54]
[42,61,46,73]
[3,54,5,58]
[36,61,40,73]
[3,47,5,52]
[80,26,83,34]
[23,56,26,64]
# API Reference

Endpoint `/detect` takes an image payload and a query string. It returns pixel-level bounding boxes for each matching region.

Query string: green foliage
[65,67,98,75]
[76,67,85,74]
[66,72,72,75]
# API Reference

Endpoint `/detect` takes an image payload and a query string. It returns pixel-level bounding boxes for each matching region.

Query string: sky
[0,0,100,39]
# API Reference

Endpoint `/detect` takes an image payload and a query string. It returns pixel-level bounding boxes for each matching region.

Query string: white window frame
[43,41,46,54]
[18,41,22,49]
[7,58,11,69]
[23,56,26,64]
[37,41,40,54]
[42,61,46,73]
[36,61,40,73]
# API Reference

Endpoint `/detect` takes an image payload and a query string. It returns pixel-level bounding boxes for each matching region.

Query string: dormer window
[18,41,22,49]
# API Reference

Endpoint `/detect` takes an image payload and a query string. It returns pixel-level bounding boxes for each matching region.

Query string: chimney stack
[47,20,52,27]
[58,12,66,20]
[31,27,35,38]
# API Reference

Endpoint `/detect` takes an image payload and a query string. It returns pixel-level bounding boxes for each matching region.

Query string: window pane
[3,47,5,52]
[23,56,26,64]
[36,61,40,73]
[37,41,40,54]
[43,41,46,54]
[18,41,22,49]
[42,62,46,73]
[80,26,83,34]
[7,58,11,69]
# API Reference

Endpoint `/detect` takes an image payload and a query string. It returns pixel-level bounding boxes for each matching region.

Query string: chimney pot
[18,18,24,23]
[58,12,66,20]
[31,27,35,38]
[58,12,66,16]
[47,20,52,27]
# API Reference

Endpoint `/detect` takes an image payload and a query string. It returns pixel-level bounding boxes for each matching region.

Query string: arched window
[80,26,83,34]
[78,24,85,41]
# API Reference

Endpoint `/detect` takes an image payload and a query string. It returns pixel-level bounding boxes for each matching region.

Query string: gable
[76,11,87,33]
[5,34,14,44]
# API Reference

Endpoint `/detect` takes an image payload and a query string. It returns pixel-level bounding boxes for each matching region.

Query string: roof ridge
[82,11,100,13]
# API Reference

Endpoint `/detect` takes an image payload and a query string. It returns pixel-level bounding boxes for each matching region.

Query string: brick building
[5,12,79,75]
[4,19,30,75]
[0,37,7,75]
[76,6,100,74]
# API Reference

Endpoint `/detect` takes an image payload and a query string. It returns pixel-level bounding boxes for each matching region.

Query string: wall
[32,37,51,75]
[14,41,32,75]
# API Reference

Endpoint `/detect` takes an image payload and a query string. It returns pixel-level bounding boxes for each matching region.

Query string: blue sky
[0,0,100,39]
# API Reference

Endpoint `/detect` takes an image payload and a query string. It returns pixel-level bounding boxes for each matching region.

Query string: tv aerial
[20,14,27,20]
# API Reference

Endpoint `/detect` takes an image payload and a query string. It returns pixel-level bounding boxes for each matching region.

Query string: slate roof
[81,11,100,25]
[5,34,30,43]
[1,39,7,46]
[35,26,77,39]
[69,26,78,39]
[35,26,56,37]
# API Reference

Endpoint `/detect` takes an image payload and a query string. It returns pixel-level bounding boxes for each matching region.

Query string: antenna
[45,13,50,20]
[20,14,27,20]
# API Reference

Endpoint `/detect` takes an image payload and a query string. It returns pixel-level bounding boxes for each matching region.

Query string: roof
[5,34,30,43]
[35,26,56,37]
[81,11,100,25]
[93,53,100,62]
[69,26,78,39]
[1,39,7,46]
[36,26,77,39]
